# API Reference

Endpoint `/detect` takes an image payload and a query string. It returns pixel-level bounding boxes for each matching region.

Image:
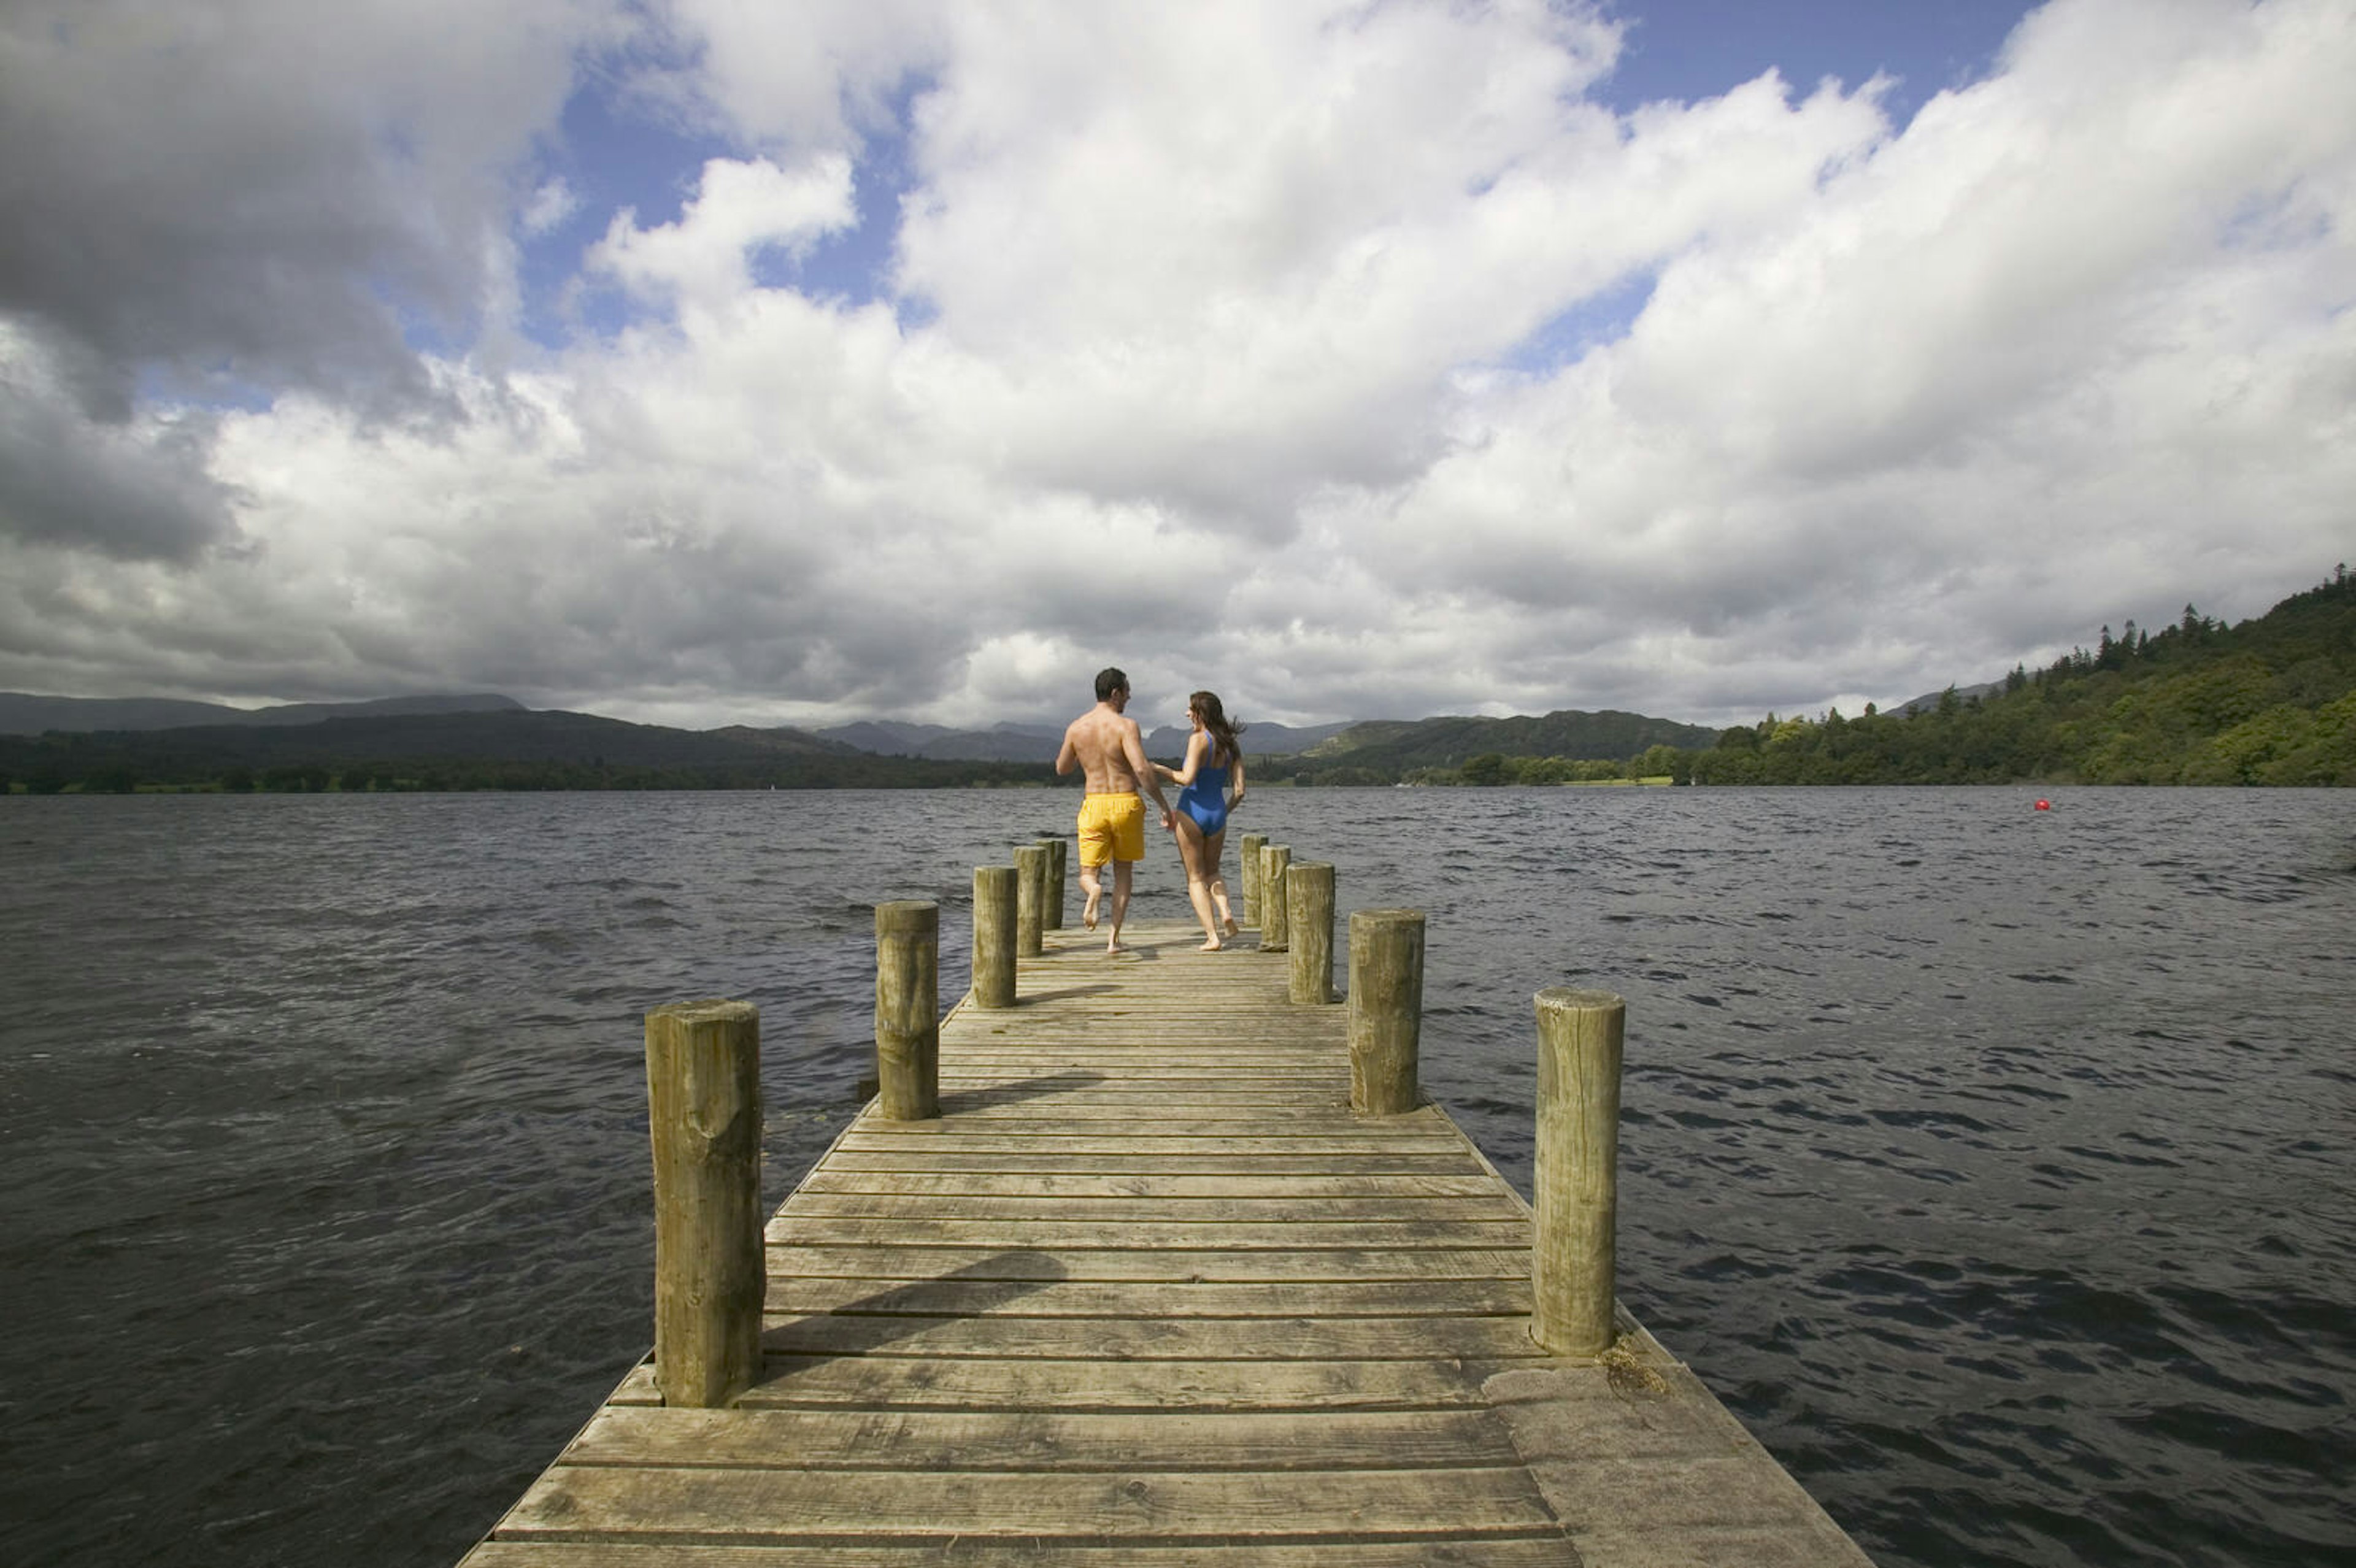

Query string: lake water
[1,787,2350,1566]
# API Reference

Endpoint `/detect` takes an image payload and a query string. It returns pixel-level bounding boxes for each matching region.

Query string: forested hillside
[1681,567,2354,786]
[1260,709,1718,786]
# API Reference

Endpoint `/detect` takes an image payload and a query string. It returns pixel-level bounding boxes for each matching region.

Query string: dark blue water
[1,788,2349,1566]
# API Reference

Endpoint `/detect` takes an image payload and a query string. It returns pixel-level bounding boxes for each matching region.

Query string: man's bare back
[1053,669,1174,952]
[1057,704,1154,794]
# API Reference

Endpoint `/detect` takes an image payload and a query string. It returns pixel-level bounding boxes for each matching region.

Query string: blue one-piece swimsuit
[1177,761,1231,836]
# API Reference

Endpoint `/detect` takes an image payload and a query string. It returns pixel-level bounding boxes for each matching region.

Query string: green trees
[1683,567,2354,786]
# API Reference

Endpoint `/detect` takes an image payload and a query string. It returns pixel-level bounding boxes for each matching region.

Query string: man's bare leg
[1080,863,1103,929]
[1106,861,1134,953]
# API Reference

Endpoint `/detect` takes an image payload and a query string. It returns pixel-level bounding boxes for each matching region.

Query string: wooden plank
[831,1129,1469,1150]
[464,1537,1585,1566]
[761,1277,1533,1319]
[923,1100,1357,1118]
[560,1406,1526,1471]
[607,1356,1502,1412]
[765,1217,1533,1250]
[777,1194,1527,1223]
[763,1244,1531,1283]
[755,1312,1547,1361]
[829,1132,1468,1151]
[789,1171,1509,1199]
[801,1144,1479,1167]
[493,1464,1565,1542]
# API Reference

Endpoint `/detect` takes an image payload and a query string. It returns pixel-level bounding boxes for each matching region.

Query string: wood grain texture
[466,918,1874,1567]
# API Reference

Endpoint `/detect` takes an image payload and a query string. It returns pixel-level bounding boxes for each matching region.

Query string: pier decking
[462,917,1873,1565]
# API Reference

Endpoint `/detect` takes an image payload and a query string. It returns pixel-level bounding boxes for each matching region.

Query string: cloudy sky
[2,0,2349,733]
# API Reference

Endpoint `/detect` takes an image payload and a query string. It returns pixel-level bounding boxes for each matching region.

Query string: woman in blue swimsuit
[1155,690,1247,951]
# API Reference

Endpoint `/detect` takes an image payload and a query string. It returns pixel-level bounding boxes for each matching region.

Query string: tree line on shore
[5,567,2348,793]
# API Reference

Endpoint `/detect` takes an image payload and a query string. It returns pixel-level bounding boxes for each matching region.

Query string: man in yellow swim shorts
[1054,667,1177,955]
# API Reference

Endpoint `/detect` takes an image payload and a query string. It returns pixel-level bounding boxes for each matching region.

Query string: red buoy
[2035,799,2052,811]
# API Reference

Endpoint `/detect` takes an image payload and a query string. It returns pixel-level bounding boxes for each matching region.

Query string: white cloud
[653,0,949,150]
[590,155,858,312]
[1,0,2350,731]
[522,177,582,236]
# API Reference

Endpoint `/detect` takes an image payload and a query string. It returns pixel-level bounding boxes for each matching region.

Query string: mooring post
[1013,844,1048,958]
[1259,844,1292,951]
[1037,837,1068,930]
[1239,832,1268,926]
[644,999,764,1409]
[972,865,1018,1009]
[874,901,941,1121]
[1531,987,1626,1358]
[1347,910,1424,1115]
[1287,861,1336,1004]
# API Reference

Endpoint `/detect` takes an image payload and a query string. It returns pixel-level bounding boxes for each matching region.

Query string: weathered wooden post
[972,865,1017,1009]
[644,999,763,1408]
[1287,861,1336,1004]
[1531,987,1625,1358]
[874,901,940,1121]
[1036,837,1068,930]
[1239,832,1268,926]
[1013,844,1048,958]
[1259,844,1292,951]
[1347,911,1423,1115]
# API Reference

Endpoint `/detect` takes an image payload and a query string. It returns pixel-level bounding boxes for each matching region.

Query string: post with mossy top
[1531,986,1625,1358]
[1258,844,1292,951]
[874,901,940,1121]
[1013,845,1048,958]
[1239,833,1268,926]
[1036,837,1068,930]
[1347,910,1423,1115]
[972,866,1017,1010]
[644,999,764,1408]
[1286,861,1336,1005]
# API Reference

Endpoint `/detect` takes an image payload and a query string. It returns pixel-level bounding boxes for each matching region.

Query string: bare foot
[1222,917,1239,938]
[1198,938,1224,951]
[1083,889,1101,930]
[1105,939,1128,955]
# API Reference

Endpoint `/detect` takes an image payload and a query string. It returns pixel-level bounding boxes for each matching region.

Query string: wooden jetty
[462,853,1873,1566]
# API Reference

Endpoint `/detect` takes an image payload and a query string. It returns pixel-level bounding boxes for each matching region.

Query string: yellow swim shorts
[1076,791,1146,867]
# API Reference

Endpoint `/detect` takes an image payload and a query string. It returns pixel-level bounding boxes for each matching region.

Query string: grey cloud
[4,46,426,414]
[0,371,237,559]
[0,3,606,418]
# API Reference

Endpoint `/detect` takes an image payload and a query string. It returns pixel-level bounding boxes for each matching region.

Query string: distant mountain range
[0,691,525,734]
[1,690,1687,767]
[0,694,1358,759]
[0,691,1717,790]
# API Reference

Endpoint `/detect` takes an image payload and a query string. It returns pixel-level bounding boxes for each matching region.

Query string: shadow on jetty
[763,1250,1071,1357]
[937,1069,1107,1113]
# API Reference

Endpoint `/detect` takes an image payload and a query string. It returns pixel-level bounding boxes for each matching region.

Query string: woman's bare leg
[1172,815,1222,949]
[1203,827,1238,936]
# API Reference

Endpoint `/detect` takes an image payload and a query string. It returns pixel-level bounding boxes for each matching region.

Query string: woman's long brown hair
[1190,690,1244,767]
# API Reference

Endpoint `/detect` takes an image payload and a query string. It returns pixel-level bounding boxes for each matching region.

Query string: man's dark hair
[1095,667,1128,702]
